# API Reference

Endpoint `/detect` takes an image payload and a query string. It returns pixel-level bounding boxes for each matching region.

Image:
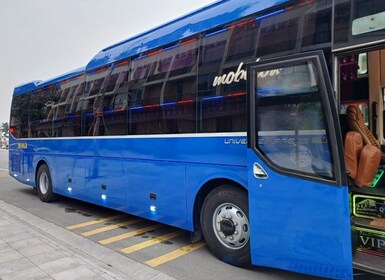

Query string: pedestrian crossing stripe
[121,230,185,254]
[66,214,125,230]
[145,241,206,267]
[98,223,165,245]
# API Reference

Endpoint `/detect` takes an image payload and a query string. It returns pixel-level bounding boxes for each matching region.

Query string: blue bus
[9,0,385,278]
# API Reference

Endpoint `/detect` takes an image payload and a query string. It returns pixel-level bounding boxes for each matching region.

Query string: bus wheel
[36,164,57,203]
[200,185,250,267]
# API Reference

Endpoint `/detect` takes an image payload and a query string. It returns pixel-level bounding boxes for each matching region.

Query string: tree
[1,122,9,134]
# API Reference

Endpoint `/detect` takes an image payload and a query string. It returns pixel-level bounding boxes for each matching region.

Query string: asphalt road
[0,148,382,280]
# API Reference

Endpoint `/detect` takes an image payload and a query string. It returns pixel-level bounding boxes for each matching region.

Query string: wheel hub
[39,172,49,195]
[220,219,235,236]
[212,203,250,250]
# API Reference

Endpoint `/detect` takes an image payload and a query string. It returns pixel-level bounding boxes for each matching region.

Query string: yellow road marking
[145,241,206,267]
[66,214,125,230]
[99,224,164,245]
[121,230,185,254]
[81,218,142,237]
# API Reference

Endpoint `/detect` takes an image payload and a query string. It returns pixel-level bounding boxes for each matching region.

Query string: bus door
[246,52,353,279]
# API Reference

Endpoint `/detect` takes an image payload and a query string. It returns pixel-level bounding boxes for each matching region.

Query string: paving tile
[1,266,48,280]
[0,232,31,243]
[151,273,179,280]
[39,256,80,275]
[17,243,56,257]
[0,223,18,231]
[0,249,24,264]
[29,250,66,266]
[0,200,176,280]
[0,225,23,236]
[0,257,34,276]
[0,243,14,254]
[94,273,126,280]
[121,262,161,280]
[50,265,98,280]
[10,237,45,250]
[0,219,11,227]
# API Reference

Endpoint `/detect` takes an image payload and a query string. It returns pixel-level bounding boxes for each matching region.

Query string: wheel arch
[35,159,49,188]
[192,178,248,239]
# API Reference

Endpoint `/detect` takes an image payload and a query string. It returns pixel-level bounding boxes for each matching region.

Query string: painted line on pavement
[145,241,206,267]
[81,218,142,237]
[66,214,125,230]
[121,230,185,254]
[99,224,164,245]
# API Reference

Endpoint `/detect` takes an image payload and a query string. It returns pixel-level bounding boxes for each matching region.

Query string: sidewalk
[0,200,176,280]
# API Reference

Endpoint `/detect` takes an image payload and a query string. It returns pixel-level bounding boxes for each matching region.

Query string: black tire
[36,164,58,203]
[200,185,250,267]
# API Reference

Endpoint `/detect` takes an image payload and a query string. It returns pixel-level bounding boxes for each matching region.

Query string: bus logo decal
[213,62,247,87]
[212,59,281,88]
[17,143,28,149]
[224,138,247,145]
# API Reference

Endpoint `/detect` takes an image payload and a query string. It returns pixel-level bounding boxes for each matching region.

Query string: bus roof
[86,0,289,71]
[14,0,289,96]
[13,80,42,96]
[13,66,86,96]
[36,66,86,89]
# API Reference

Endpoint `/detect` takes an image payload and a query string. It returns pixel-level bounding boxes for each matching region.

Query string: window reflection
[11,0,336,138]
[255,61,334,180]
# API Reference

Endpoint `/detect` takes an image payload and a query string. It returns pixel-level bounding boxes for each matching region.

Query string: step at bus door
[246,51,353,279]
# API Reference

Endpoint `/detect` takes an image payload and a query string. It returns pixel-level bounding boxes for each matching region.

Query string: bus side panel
[8,150,34,187]
[126,160,187,228]
[52,156,86,200]
[85,157,127,212]
[8,136,37,187]
[9,136,248,231]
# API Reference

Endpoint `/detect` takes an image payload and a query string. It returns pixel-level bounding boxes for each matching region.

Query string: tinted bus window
[10,94,30,138]
[128,38,199,135]
[169,40,198,78]
[200,93,246,133]
[53,76,84,137]
[130,52,161,106]
[130,106,163,134]
[301,8,332,47]
[255,62,334,179]
[163,101,196,134]
[198,28,230,98]
[129,52,163,134]
[334,0,385,49]
[226,20,258,62]
[163,39,198,102]
[30,87,54,138]
[355,0,385,18]
[100,62,129,136]
[83,68,111,136]
[257,18,299,56]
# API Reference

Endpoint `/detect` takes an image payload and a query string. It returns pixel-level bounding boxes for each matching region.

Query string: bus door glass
[246,52,353,279]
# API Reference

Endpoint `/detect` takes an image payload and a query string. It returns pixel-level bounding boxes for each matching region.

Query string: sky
[0,0,215,125]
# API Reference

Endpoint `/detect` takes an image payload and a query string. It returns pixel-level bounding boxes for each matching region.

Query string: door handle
[253,163,268,179]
